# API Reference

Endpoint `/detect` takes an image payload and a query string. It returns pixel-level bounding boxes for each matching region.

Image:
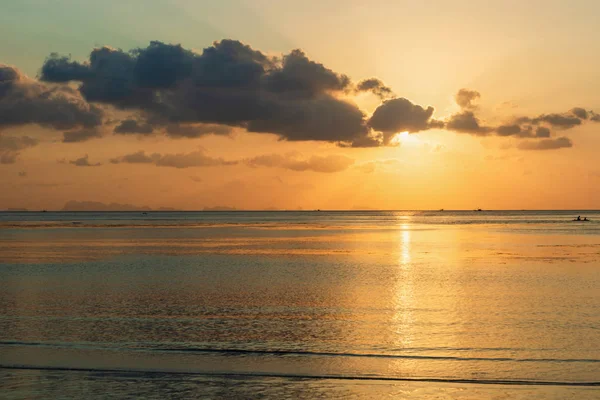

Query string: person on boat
[583,217,589,221]
[576,216,581,221]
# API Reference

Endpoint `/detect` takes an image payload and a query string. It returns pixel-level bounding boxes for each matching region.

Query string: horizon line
[3,209,600,212]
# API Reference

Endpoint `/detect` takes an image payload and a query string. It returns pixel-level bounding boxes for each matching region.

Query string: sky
[1,0,600,210]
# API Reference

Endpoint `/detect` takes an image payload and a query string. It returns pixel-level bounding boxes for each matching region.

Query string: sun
[390,131,418,145]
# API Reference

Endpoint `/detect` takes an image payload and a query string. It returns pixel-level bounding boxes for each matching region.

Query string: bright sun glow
[390,131,419,146]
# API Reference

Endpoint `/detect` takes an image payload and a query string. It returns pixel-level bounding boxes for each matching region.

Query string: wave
[1,365,598,387]
[153,347,600,364]
[1,341,598,364]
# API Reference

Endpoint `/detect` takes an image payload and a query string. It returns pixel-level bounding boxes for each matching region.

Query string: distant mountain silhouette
[202,206,237,211]
[62,201,152,211]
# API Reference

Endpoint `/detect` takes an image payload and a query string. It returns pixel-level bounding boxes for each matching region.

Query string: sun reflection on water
[400,223,411,266]
[392,222,415,356]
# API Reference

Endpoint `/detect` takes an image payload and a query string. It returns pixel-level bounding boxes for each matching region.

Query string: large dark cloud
[517,137,573,151]
[39,41,377,146]
[0,64,103,141]
[0,135,38,164]
[110,150,237,168]
[245,153,354,173]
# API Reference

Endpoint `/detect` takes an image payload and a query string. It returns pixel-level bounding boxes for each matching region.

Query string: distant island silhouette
[202,206,237,211]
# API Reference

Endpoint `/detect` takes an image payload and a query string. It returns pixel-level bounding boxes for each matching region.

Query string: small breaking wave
[1,365,598,387]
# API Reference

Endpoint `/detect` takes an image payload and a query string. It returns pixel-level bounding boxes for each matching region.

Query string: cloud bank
[0,39,595,153]
[445,89,598,142]
[245,153,354,173]
[110,150,237,169]
[110,150,353,172]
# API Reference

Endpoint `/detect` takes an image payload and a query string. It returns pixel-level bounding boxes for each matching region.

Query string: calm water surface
[1,211,599,399]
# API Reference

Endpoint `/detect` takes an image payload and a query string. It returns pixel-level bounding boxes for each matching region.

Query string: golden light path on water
[390,220,416,374]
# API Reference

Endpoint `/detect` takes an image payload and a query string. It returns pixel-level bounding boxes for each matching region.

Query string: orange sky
[1,0,600,210]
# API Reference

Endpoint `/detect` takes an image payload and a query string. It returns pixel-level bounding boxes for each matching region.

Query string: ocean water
[0,210,599,399]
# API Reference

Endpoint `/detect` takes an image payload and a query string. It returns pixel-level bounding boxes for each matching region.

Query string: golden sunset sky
[1,0,600,210]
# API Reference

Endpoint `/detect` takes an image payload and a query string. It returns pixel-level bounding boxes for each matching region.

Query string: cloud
[535,126,551,138]
[263,49,350,97]
[111,150,237,168]
[368,98,442,144]
[113,118,232,138]
[246,153,354,173]
[12,41,593,150]
[495,124,539,138]
[571,107,588,119]
[68,154,102,167]
[0,64,103,136]
[526,113,582,129]
[63,128,103,143]
[455,89,481,110]
[165,123,232,138]
[444,89,600,146]
[114,119,154,134]
[39,40,379,146]
[157,151,237,168]
[109,150,157,164]
[445,111,493,135]
[356,78,394,99]
[0,134,38,164]
[517,137,573,150]
[496,124,523,137]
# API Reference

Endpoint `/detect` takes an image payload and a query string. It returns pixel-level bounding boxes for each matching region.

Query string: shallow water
[1,211,599,398]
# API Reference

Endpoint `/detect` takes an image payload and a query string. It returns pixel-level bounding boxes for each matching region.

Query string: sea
[0,210,599,399]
